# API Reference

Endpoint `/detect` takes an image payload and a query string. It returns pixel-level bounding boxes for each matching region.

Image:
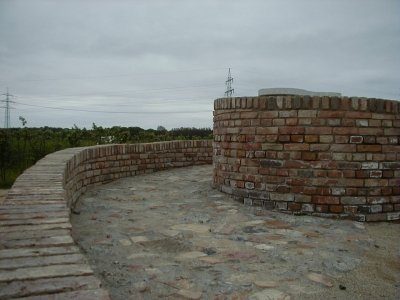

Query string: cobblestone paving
[72,165,400,300]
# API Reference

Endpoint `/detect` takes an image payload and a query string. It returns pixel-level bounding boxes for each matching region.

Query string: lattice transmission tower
[1,88,14,128]
[224,68,234,98]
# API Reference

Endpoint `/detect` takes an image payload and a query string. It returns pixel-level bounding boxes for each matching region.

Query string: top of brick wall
[214,96,400,114]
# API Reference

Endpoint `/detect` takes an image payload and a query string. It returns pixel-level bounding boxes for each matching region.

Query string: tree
[157,125,167,132]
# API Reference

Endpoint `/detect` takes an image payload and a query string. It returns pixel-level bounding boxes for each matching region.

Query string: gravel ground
[71,165,400,300]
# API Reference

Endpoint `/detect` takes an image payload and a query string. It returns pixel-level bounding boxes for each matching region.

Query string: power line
[224,68,234,98]
[13,101,211,114]
[1,67,227,84]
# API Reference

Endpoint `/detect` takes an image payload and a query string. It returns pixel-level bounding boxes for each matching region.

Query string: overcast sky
[0,0,399,129]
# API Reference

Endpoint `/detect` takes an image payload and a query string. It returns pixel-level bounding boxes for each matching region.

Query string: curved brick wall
[213,96,400,222]
[0,140,212,299]
[63,140,212,208]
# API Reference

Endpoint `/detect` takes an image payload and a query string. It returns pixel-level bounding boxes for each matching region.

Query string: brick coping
[0,140,212,299]
[214,96,400,114]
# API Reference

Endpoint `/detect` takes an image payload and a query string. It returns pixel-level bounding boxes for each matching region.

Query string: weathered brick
[298,110,317,118]
[319,135,334,143]
[270,193,294,202]
[341,197,366,205]
[301,203,314,212]
[260,160,283,168]
[262,143,283,151]
[355,119,369,127]
[350,136,363,144]
[256,127,278,135]
[284,144,310,151]
[330,144,356,153]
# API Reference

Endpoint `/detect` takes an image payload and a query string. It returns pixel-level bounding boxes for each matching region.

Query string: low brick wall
[213,96,400,221]
[64,140,213,209]
[0,140,212,299]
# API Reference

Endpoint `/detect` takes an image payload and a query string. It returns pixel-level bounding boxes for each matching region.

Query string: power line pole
[1,88,14,128]
[224,68,234,98]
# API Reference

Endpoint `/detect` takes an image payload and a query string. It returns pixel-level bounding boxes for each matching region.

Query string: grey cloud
[0,0,399,128]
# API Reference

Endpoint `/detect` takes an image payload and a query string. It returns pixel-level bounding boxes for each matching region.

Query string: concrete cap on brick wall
[258,88,341,97]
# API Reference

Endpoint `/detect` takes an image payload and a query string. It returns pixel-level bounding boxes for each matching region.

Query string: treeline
[0,124,212,188]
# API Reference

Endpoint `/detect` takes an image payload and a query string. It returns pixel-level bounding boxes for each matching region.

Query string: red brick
[290,135,304,143]
[330,205,344,213]
[302,152,317,161]
[286,118,298,125]
[279,127,305,135]
[357,145,382,152]
[273,119,285,126]
[260,111,279,118]
[355,170,369,178]
[330,144,356,152]
[304,135,319,143]
[305,127,332,134]
[260,119,273,126]
[370,170,383,178]
[359,128,384,135]
[279,135,291,142]
[345,111,372,118]
[241,111,258,119]
[332,127,359,135]
[312,196,340,204]
[311,118,326,126]
[328,170,343,178]
[318,111,345,118]
[350,136,363,143]
[288,203,302,211]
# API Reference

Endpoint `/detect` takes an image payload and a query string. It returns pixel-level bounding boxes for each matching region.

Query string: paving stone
[254,244,275,251]
[0,211,68,222]
[127,252,159,259]
[171,224,211,234]
[0,229,71,241]
[176,251,207,260]
[1,235,75,248]
[118,238,132,246]
[0,253,86,270]
[176,289,202,300]
[0,246,80,259]
[0,218,69,226]
[306,272,334,287]
[254,280,278,288]
[0,264,93,282]
[130,236,150,243]
[11,288,111,300]
[249,289,290,300]
[0,205,67,214]
[199,256,226,264]
[0,222,72,233]
[0,275,101,299]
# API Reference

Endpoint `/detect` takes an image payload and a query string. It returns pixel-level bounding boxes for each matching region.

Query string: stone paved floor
[71,165,400,300]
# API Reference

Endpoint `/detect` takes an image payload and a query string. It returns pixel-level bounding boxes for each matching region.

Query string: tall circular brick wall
[213,96,400,221]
